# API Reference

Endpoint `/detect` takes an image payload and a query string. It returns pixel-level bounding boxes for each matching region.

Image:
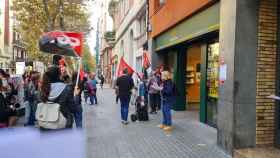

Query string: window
[136,56,142,73]
[159,0,166,6]
[139,15,146,34]
[155,0,166,11]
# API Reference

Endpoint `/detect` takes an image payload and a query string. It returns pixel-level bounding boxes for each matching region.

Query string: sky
[86,0,113,56]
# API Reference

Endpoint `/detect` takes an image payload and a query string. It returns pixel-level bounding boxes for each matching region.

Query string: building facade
[0,0,13,70]
[149,0,280,156]
[110,0,148,79]
[0,2,5,60]
[12,30,27,64]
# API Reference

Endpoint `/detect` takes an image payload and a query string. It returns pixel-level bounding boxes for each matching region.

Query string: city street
[1,0,280,157]
[85,86,230,158]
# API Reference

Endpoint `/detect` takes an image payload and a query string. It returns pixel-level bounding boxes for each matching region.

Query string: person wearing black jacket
[116,69,134,125]
[40,66,78,129]
[71,72,83,128]
[0,79,17,127]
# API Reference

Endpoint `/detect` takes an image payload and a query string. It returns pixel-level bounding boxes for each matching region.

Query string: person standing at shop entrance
[116,69,134,125]
[158,71,176,131]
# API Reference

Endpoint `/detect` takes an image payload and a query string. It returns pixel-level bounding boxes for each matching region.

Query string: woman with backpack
[87,73,98,105]
[39,66,78,129]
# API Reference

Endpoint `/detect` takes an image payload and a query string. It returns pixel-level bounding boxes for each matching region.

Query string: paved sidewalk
[85,87,231,158]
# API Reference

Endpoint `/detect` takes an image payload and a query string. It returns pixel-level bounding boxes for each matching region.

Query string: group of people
[115,68,177,131]
[0,69,21,127]
[0,54,105,130]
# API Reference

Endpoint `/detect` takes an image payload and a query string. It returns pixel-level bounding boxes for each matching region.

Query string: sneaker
[163,126,173,131]
[121,120,129,125]
[157,124,165,129]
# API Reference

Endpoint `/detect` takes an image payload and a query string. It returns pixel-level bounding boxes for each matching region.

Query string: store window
[206,42,219,127]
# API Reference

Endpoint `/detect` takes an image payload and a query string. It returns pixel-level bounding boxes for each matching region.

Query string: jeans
[89,94,98,105]
[74,96,83,128]
[84,93,89,103]
[155,94,161,110]
[116,95,119,103]
[162,101,172,126]
[120,95,130,121]
[24,101,30,124]
[149,94,157,112]
[26,101,37,126]
[74,107,83,128]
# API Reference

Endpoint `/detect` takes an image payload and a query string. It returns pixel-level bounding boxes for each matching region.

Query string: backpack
[87,81,96,95]
[36,102,67,130]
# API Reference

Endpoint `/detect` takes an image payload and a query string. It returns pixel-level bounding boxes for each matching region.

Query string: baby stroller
[130,96,149,122]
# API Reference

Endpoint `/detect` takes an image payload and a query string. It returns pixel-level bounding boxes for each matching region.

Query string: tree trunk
[42,0,52,31]
[58,0,65,31]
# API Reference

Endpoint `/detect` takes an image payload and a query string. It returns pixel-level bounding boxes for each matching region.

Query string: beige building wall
[0,2,5,58]
[113,0,146,71]
[0,0,13,69]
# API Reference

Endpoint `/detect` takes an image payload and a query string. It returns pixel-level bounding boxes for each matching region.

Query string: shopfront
[153,2,220,126]
[184,38,219,127]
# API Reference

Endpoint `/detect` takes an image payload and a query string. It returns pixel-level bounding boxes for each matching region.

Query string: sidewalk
[234,147,280,158]
[84,87,231,158]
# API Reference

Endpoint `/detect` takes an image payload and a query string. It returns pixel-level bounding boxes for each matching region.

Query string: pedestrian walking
[112,76,119,104]
[99,74,105,89]
[87,73,98,105]
[82,77,89,104]
[25,71,41,126]
[158,71,176,131]
[72,72,83,128]
[116,69,134,125]
[38,66,78,129]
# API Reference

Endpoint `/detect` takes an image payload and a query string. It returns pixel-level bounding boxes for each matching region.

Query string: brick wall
[256,0,278,146]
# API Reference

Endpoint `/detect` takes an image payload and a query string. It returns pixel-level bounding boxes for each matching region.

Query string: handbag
[36,102,67,130]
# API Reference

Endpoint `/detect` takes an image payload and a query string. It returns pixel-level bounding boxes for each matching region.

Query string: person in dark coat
[71,72,83,128]
[157,71,176,131]
[40,66,78,129]
[116,69,134,125]
[99,74,105,89]
[0,79,17,127]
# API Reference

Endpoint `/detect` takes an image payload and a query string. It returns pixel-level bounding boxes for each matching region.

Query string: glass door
[206,42,219,127]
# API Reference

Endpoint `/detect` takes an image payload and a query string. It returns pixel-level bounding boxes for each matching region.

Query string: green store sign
[155,2,220,51]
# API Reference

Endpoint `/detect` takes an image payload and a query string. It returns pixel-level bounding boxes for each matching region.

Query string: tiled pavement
[85,87,231,158]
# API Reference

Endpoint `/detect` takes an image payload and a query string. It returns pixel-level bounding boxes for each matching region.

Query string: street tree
[82,44,96,73]
[12,0,92,62]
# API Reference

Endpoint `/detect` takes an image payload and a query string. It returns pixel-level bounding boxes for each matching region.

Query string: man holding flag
[116,58,135,125]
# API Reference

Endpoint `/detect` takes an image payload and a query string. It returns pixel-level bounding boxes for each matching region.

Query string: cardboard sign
[16,62,25,75]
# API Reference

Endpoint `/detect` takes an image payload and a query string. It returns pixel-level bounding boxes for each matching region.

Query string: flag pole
[75,57,82,88]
